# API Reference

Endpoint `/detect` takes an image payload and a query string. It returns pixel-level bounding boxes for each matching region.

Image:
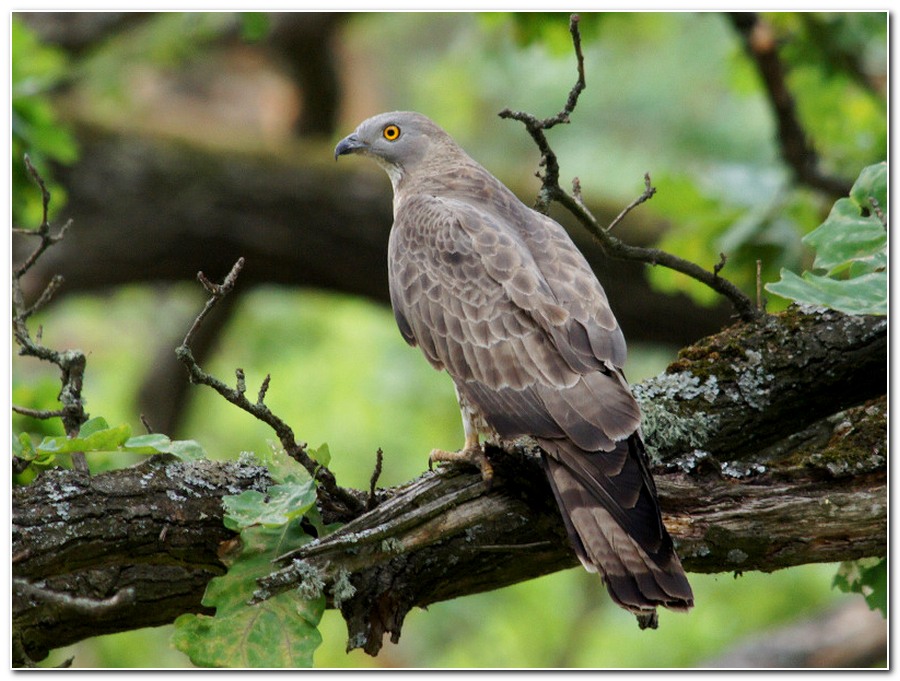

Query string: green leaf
[124,433,207,461]
[78,417,111,437]
[171,524,323,667]
[849,161,887,217]
[833,557,886,616]
[14,432,37,460]
[307,442,331,468]
[223,480,317,531]
[804,198,886,275]
[766,268,886,316]
[255,441,315,486]
[766,162,887,315]
[37,422,132,454]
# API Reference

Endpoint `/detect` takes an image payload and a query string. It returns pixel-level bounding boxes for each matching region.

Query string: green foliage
[833,557,886,616]
[238,12,271,42]
[171,525,324,667]
[11,17,78,226]
[483,12,609,52]
[766,162,886,314]
[172,447,324,668]
[14,416,207,478]
[307,442,332,468]
[766,13,887,178]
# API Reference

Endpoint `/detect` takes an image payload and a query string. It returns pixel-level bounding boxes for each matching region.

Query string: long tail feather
[540,434,693,621]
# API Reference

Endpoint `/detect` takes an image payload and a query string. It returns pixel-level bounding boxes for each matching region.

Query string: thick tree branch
[13,455,271,665]
[12,308,886,662]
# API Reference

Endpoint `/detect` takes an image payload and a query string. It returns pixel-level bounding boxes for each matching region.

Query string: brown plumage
[335,111,693,625]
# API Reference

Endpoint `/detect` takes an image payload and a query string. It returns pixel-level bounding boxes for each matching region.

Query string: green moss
[777,398,886,476]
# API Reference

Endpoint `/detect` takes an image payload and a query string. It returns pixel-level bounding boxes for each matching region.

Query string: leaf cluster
[172,444,328,668]
[11,18,78,226]
[833,557,887,616]
[767,162,886,315]
[13,416,205,484]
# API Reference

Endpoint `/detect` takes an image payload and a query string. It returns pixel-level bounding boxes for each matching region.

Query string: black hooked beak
[334,133,367,160]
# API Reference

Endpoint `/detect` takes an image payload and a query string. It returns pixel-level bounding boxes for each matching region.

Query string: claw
[428,443,494,486]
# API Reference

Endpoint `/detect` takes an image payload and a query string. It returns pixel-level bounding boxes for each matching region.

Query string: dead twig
[12,156,89,472]
[606,172,656,232]
[499,14,762,323]
[175,258,365,519]
[368,448,384,511]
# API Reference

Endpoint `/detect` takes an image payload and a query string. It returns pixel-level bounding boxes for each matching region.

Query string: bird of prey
[335,111,693,626]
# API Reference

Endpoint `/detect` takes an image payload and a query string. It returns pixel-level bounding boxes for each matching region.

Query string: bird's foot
[428,443,494,486]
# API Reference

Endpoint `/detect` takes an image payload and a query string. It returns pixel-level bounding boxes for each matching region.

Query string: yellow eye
[382,124,401,141]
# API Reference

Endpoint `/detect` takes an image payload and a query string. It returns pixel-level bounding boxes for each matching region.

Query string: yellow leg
[428,431,494,484]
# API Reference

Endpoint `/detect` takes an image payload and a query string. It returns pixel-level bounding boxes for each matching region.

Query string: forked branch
[500,14,761,323]
[12,157,88,472]
[174,259,365,519]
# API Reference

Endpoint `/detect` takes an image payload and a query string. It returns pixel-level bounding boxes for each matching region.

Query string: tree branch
[13,455,271,665]
[726,12,852,198]
[174,258,366,521]
[12,308,886,661]
[12,157,88,472]
[499,14,761,323]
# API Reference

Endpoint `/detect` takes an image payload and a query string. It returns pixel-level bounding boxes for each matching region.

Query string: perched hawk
[335,111,693,625]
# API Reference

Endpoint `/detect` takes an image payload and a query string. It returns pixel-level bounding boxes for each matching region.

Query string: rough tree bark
[12,307,886,663]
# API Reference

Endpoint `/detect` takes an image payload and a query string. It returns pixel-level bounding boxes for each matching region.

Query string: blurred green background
[12,11,886,668]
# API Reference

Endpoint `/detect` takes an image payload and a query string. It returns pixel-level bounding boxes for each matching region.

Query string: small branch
[756,259,766,312]
[498,14,761,322]
[606,172,656,232]
[713,252,728,277]
[12,405,66,420]
[368,448,384,511]
[14,578,136,617]
[175,258,365,519]
[498,13,586,213]
[180,258,245,348]
[555,188,760,321]
[139,413,154,434]
[12,157,89,471]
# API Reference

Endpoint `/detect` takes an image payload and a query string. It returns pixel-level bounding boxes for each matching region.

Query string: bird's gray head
[334,111,453,188]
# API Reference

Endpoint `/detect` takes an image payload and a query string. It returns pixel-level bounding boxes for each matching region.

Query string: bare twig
[12,157,89,472]
[368,448,384,511]
[175,258,365,519]
[606,172,656,232]
[498,14,586,213]
[12,405,67,420]
[714,252,728,277]
[498,14,761,322]
[756,259,767,312]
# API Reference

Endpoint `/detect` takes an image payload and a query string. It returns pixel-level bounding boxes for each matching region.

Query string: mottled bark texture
[13,456,272,665]
[12,308,886,662]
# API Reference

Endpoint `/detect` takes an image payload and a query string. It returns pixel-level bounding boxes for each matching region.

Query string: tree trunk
[12,307,886,663]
